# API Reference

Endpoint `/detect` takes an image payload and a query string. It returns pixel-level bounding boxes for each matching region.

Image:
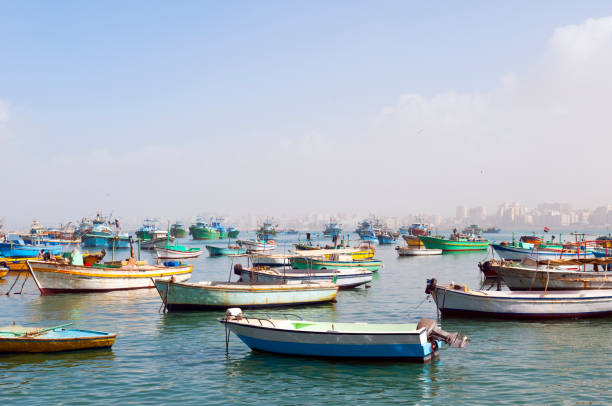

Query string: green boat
[228,229,240,239]
[419,235,489,252]
[205,245,247,257]
[189,217,220,240]
[170,222,186,238]
[290,256,382,272]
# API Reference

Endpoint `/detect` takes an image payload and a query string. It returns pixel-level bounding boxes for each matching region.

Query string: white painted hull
[397,247,442,256]
[155,247,203,259]
[237,240,277,252]
[432,284,612,318]
[251,254,290,266]
[238,267,372,288]
[28,260,192,293]
[154,280,337,310]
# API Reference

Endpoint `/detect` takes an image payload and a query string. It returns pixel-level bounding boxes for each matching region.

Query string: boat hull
[493,265,612,290]
[156,247,203,259]
[0,243,62,258]
[237,240,277,252]
[291,257,382,272]
[222,320,436,361]
[238,268,373,289]
[397,247,442,256]
[420,236,489,252]
[28,261,192,293]
[205,246,247,257]
[154,280,338,310]
[492,244,586,261]
[82,235,130,249]
[0,330,117,353]
[431,284,612,318]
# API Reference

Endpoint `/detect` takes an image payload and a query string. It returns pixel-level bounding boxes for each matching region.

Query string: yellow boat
[0,324,117,353]
[0,267,8,278]
[402,235,424,248]
[0,257,45,271]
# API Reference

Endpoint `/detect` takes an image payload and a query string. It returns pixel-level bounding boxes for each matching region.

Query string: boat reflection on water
[0,346,115,369]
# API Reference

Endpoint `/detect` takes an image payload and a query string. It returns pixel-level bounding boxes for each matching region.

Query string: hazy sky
[2,1,612,227]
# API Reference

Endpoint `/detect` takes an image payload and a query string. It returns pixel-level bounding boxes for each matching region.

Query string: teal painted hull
[205,245,247,256]
[420,236,489,252]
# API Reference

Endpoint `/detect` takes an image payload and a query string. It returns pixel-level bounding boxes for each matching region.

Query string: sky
[2,1,612,227]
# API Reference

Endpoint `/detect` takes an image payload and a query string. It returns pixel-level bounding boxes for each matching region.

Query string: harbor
[1,229,611,403]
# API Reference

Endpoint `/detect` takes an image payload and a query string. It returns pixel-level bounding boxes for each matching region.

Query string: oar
[25,323,73,337]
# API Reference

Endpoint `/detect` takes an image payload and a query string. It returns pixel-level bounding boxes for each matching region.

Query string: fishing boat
[221,308,467,361]
[376,230,397,245]
[237,239,277,253]
[0,324,117,353]
[420,232,489,252]
[0,266,8,278]
[27,247,193,294]
[257,220,277,240]
[396,247,442,256]
[491,241,585,261]
[227,227,240,239]
[425,278,612,318]
[403,235,424,248]
[483,227,501,234]
[210,218,229,239]
[461,224,483,235]
[291,252,382,272]
[189,217,220,240]
[156,245,203,259]
[0,256,52,271]
[323,219,342,238]
[170,221,187,238]
[154,279,338,310]
[0,237,62,258]
[20,221,81,246]
[294,242,376,260]
[490,257,612,291]
[81,215,130,248]
[235,264,373,289]
[205,245,246,257]
[250,253,291,267]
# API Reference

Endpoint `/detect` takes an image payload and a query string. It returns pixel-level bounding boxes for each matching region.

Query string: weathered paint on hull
[205,246,247,256]
[420,236,489,252]
[493,265,612,290]
[0,335,116,353]
[154,281,337,310]
[239,269,373,289]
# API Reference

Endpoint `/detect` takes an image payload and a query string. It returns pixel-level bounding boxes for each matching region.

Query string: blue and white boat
[82,215,130,249]
[0,237,62,258]
[376,231,397,245]
[235,264,373,289]
[492,242,591,261]
[323,219,342,239]
[221,308,467,361]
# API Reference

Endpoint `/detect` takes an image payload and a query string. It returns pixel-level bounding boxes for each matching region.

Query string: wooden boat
[27,255,193,294]
[154,279,338,310]
[492,241,586,261]
[189,217,221,240]
[0,238,62,258]
[237,239,277,252]
[235,264,373,289]
[0,267,8,278]
[205,245,246,257]
[425,278,612,318]
[491,258,612,291]
[250,253,291,267]
[221,308,467,361]
[0,324,116,353]
[0,256,50,271]
[376,231,397,245]
[157,245,203,259]
[420,235,489,252]
[170,221,187,238]
[294,244,375,260]
[402,235,424,248]
[396,247,442,256]
[291,254,382,272]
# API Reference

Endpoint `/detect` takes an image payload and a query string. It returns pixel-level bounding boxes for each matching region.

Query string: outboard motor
[425,278,437,294]
[233,263,243,276]
[417,318,469,348]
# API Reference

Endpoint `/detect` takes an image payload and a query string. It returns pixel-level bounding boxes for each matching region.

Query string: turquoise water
[1,232,611,404]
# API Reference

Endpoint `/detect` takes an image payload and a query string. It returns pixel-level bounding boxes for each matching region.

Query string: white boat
[426,278,612,318]
[221,308,467,361]
[154,279,337,310]
[27,259,192,294]
[250,253,290,267]
[237,239,277,252]
[491,258,612,290]
[396,247,442,256]
[234,264,372,289]
[155,246,203,259]
[492,243,590,261]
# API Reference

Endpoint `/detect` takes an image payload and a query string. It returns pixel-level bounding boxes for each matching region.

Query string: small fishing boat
[189,217,221,240]
[0,237,62,258]
[210,218,229,239]
[170,221,187,238]
[27,246,193,294]
[156,245,203,259]
[235,264,373,289]
[256,220,277,240]
[0,256,51,271]
[154,279,338,310]
[0,323,116,353]
[237,239,277,252]
[490,258,612,290]
[294,243,376,260]
[425,278,612,318]
[227,227,240,239]
[0,266,8,278]
[82,214,130,248]
[483,227,501,234]
[396,247,442,256]
[221,308,467,361]
[250,253,291,267]
[461,224,482,235]
[402,235,424,248]
[291,254,382,272]
[492,242,585,261]
[420,232,489,252]
[205,245,246,257]
[376,230,397,245]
